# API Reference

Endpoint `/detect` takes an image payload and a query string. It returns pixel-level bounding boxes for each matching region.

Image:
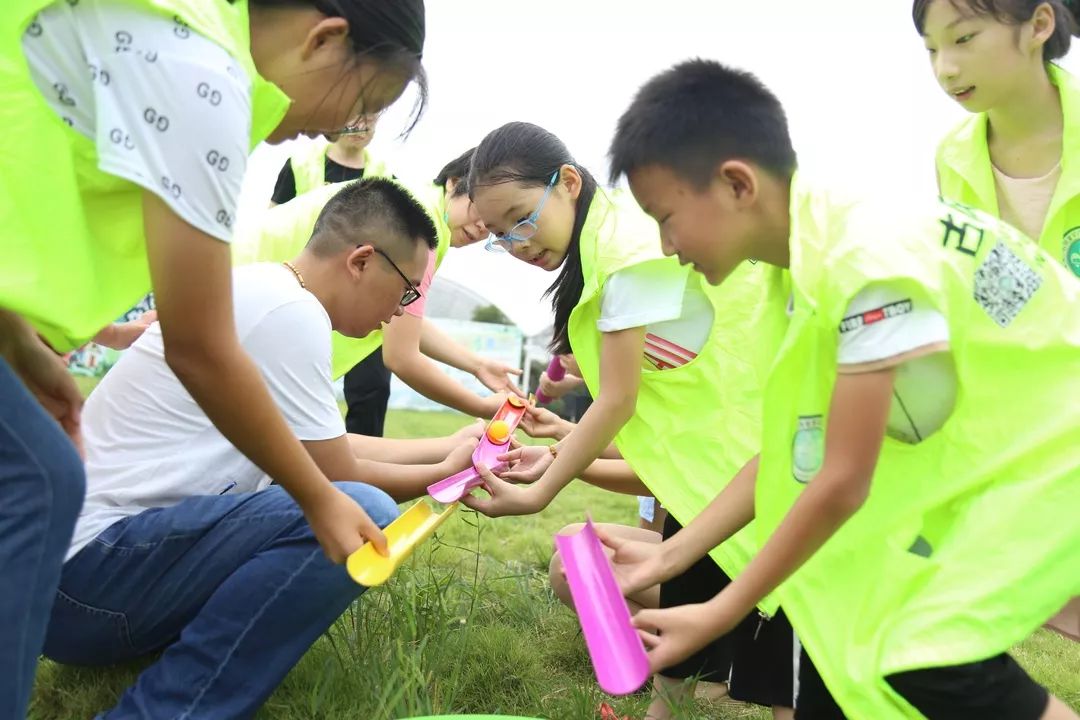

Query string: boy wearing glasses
[40,179,482,718]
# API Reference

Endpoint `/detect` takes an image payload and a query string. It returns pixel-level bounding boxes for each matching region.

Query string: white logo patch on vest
[792,414,825,484]
[973,242,1042,327]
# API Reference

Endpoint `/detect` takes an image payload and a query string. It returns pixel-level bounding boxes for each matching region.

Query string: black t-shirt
[270,155,366,205]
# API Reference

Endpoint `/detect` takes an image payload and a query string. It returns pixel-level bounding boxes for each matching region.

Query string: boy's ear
[716,160,759,206]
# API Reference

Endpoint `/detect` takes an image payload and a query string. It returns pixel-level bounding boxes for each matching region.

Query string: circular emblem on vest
[791,414,825,484]
[1064,226,1080,278]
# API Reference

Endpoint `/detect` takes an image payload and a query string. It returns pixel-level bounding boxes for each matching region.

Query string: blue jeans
[44,482,399,719]
[0,356,85,720]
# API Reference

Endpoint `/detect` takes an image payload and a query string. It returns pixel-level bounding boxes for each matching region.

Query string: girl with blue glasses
[463,121,797,720]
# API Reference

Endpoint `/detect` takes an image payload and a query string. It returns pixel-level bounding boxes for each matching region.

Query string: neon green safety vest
[233,180,451,378]
[0,0,290,351]
[289,136,391,197]
[757,178,1080,718]
[567,189,788,613]
[937,63,1080,278]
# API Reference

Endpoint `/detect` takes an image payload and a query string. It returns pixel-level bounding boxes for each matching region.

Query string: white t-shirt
[69,264,345,560]
[599,260,714,370]
[836,283,956,444]
[21,0,252,241]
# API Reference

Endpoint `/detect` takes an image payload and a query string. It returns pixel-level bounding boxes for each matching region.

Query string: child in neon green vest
[917,0,1080,643]
[604,59,1080,720]
[463,123,795,719]
[0,1,425,716]
[270,113,392,205]
[917,0,1080,278]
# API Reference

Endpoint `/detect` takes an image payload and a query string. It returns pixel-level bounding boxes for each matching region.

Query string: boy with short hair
[603,59,1080,720]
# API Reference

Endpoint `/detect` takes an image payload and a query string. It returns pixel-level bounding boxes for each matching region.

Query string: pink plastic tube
[427,397,527,504]
[535,356,565,405]
[426,453,507,504]
[555,520,650,696]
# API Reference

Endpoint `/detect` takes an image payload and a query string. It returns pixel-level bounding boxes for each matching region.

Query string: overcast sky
[236,1,1078,336]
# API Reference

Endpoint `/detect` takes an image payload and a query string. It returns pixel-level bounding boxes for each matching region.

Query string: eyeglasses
[368,246,421,307]
[337,113,380,137]
[485,171,560,253]
[321,110,382,141]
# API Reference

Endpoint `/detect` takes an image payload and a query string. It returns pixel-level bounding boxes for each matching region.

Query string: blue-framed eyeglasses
[485,171,560,253]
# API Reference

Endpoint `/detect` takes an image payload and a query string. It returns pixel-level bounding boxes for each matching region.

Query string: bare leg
[1045,597,1080,642]
[1042,695,1080,720]
[646,675,696,720]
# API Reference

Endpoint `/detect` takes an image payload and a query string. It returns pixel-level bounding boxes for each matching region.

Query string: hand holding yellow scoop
[346,500,459,586]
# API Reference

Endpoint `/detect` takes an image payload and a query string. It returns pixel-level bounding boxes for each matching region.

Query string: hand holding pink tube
[555,519,650,695]
[535,356,566,405]
[427,396,529,504]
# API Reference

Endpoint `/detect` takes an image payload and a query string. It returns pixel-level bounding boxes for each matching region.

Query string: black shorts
[657,514,796,708]
[795,648,1049,720]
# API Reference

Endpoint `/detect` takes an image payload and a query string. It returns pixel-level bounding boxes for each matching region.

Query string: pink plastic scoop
[427,396,528,504]
[534,356,565,405]
[555,519,650,696]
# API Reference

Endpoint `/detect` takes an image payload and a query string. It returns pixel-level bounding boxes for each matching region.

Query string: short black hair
[307,177,437,256]
[912,0,1078,61]
[609,58,797,187]
[433,146,476,197]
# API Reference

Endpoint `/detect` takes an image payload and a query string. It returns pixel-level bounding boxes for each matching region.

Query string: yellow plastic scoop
[346,500,458,586]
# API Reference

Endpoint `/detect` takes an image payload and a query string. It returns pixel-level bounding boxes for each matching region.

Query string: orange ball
[486,419,511,444]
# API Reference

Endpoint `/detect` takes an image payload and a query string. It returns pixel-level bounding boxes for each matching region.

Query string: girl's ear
[1026,2,1056,51]
[560,164,584,202]
[299,16,350,62]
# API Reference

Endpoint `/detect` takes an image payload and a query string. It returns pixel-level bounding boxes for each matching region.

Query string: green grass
[29,406,1080,719]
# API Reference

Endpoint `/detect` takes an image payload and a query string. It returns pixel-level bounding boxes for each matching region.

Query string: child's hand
[538,369,582,400]
[441,437,479,474]
[475,357,525,397]
[633,603,726,674]
[558,354,582,377]
[460,463,550,517]
[519,404,573,440]
[450,418,486,444]
[4,323,84,458]
[495,444,554,484]
[596,526,672,597]
[479,392,510,418]
[94,310,158,350]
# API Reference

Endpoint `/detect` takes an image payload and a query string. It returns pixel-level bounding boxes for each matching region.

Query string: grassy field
[29,407,1080,719]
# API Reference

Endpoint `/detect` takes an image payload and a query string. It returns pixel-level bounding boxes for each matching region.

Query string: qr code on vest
[973,242,1042,327]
